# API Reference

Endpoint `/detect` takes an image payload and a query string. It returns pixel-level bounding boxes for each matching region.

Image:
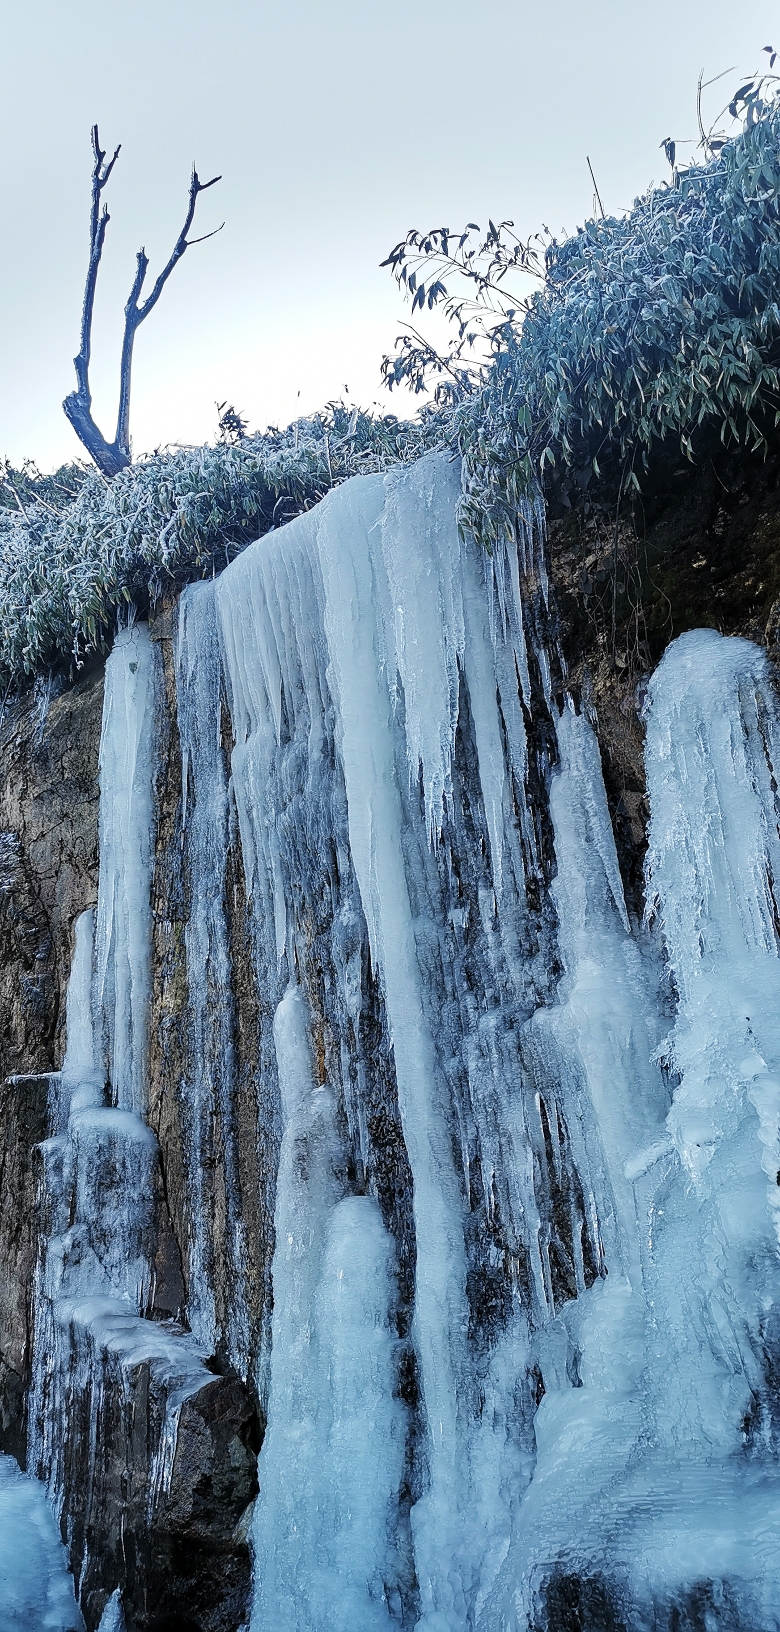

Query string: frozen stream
[0,1453,83,1629]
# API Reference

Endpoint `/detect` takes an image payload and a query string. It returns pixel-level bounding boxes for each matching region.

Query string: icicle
[175,581,249,1371]
[62,909,101,1114]
[93,624,158,1118]
[316,471,472,1628]
[644,631,780,1462]
[379,455,465,838]
[252,989,406,1632]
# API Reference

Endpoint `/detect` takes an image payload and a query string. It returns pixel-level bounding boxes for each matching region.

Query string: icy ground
[0,1453,83,1629]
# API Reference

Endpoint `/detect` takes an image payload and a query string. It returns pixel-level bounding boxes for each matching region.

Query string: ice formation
[18,452,780,1629]
[0,1452,83,1629]
[28,624,216,1603]
[215,457,780,1629]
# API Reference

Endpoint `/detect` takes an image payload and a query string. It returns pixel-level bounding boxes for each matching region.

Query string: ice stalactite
[175,582,250,1371]
[636,629,780,1618]
[214,452,559,1629]
[94,625,157,1118]
[251,985,407,1632]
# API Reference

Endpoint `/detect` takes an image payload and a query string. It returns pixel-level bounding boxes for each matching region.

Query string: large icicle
[316,470,472,1628]
[644,629,780,1448]
[93,623,157,1117]
[175,581,250,1369]
[214,451,554,1630]
[252,987,406,1632]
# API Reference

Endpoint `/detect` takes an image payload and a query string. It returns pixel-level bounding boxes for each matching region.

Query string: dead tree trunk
[63,126,222,477]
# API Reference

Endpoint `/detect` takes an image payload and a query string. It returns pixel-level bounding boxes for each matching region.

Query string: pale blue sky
[1,0,776,468]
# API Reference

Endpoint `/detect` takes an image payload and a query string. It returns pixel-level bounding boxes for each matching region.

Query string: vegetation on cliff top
[0,406,437,688]
[3,78,780,688]
[383,82,780,550]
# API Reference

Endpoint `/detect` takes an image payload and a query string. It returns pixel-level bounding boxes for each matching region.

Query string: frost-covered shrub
[445,101,780,547]
[0,406,440,688]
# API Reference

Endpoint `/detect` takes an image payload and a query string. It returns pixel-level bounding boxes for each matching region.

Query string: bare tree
[63,126,222,477]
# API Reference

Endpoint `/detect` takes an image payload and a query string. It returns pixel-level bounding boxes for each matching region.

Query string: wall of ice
[211,455,780,1630]
[22,449,780,1631]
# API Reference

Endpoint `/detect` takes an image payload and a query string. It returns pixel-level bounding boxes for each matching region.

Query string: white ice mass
[0,1453,83,1629]
[19,452,780,1629]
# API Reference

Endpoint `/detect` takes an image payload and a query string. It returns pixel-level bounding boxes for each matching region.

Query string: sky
[0,0,777,470]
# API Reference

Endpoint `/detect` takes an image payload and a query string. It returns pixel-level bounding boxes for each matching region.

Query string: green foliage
[0,405,440,690]
[0,459,86,516]
[384,91,780,550]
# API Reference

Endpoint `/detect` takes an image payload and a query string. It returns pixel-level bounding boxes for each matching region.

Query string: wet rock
[0,1072,51,1462]
[65,1362,258,1632]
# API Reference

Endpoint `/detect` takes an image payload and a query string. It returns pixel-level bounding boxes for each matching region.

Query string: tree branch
[64,125,125,475]
[63,133,222,478]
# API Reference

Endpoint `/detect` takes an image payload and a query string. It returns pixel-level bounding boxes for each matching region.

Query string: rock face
[0,668,102,1464]
[0,1072,51,1463]
[61,1362,258,1632]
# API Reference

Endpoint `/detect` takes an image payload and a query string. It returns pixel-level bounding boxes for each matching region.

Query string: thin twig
[586,156,605,219]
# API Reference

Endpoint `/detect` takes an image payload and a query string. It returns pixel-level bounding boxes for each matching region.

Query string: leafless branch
[586,156,605,219]
[63,131,222,477]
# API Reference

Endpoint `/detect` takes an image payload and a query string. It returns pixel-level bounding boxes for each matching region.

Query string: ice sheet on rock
[94,624,158,1117]
[0,1453,84,1630]
[96,1588,125,1632]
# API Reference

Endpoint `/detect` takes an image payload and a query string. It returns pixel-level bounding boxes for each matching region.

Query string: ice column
[316,469,472,1628]
[175,581,249,1369]
[94,623,157,1117]
[252,987,405,1632]
[644,629,780,1461]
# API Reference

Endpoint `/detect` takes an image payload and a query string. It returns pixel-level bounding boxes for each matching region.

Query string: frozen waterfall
[213,455,780,1630]
[20,451,780,1631]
